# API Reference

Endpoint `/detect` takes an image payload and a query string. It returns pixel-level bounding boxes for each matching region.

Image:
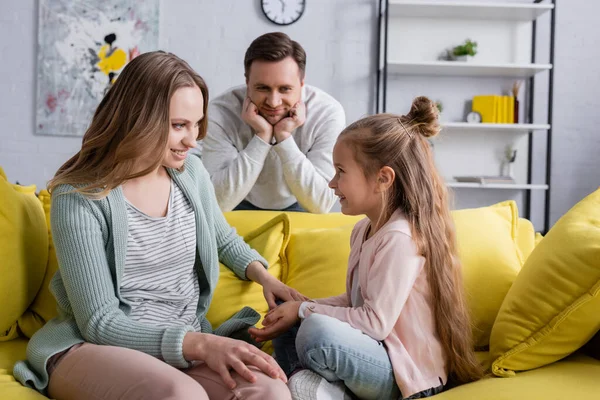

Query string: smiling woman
[12,51,298,400]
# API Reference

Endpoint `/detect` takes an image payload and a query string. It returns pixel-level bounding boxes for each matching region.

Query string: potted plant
[452,39,478,61]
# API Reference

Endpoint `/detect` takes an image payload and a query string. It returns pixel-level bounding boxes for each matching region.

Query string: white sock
[288,369,352,400]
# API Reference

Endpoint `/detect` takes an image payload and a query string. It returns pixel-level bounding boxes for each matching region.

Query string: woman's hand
[249,301,302,342]
[182,332,287,389]
[245,261,308,309]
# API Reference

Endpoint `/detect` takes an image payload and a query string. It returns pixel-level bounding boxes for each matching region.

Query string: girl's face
[162,85,204,169]
[329,139,382,218]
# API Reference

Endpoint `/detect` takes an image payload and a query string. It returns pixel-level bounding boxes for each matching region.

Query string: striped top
[123,181,202,331]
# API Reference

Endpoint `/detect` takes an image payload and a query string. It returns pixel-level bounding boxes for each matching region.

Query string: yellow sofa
[1,169,599,399]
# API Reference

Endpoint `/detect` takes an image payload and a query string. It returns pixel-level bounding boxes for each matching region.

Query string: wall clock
[261,0,306,26]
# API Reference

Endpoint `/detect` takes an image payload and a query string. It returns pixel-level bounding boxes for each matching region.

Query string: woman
[13,51,301,400]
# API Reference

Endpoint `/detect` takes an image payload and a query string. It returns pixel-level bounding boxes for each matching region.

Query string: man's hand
[242,97,273,143]
[182,332,287,389]
[249,301,302,342]
[274,101,306,143]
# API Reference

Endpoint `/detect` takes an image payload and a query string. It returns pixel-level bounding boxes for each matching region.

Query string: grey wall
[0,0,376,190]
[1,0,598,227]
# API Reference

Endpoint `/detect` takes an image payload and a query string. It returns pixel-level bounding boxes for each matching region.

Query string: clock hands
[279,0,286,14]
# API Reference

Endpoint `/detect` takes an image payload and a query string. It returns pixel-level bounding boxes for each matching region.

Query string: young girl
[12,51,302,400]
[250,97,483,400]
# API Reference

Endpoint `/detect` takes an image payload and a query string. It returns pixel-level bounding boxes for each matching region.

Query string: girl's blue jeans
[272,313,444,400]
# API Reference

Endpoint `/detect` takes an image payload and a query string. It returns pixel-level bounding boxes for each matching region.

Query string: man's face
[246,56,304,125]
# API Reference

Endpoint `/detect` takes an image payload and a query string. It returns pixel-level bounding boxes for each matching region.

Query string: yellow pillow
[0,170,48,340]
[225,211,362,237]
[284,225,354,301]
[206,213,290,348]
[451,200,523,348]
[516,217,536,262]
[18,190,59,338]
[490,188,600,376]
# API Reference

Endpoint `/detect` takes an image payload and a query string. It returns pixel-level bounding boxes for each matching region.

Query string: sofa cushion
[432,352,600,400]
[452,200,523,348]
[18,190,59,338]
[516,217,536,261]
[0,169,48,340]
[224,211,362,236]
[490,189,600,376]
[206,213,290,337]
[284,225,355,300]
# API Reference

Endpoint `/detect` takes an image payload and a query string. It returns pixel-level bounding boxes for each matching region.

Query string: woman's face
[162,85,204,169]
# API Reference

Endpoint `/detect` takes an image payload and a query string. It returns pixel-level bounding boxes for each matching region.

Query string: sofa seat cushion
[490,189,600,376]
[435,353,600,400]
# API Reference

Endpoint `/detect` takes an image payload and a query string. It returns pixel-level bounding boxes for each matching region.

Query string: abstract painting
[36,0,159,136]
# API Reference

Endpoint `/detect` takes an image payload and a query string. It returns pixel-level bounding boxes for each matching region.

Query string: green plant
[435,100,443,113]
[453,39,478,57]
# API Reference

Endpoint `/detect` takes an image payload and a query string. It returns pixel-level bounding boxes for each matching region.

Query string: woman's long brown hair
[48,51,209,198]
[340,97,484,385]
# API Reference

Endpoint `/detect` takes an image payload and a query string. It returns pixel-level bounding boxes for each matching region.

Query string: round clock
[466,111,482,123]
[261,0,306,26]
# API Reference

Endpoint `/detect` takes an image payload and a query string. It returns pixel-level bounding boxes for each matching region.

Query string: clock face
[467,111,482,123]
[261,0,306,26]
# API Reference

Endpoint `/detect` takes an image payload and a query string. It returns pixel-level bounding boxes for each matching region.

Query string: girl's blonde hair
[48,51,209,198]
[339,96,483,385]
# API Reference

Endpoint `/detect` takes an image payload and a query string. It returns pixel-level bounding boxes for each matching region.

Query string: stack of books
[453,176,515,184]
[472,95,516,123]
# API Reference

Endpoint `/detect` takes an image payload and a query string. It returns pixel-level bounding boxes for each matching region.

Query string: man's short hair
[244,32,306,79]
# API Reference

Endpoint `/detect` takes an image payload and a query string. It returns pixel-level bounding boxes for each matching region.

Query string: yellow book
[473,95,497,123]
[508,96,515,123]
[496,95,504,123]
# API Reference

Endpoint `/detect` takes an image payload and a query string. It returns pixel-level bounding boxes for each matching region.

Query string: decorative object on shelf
[35,0,159,137]
[511,81,523,123]
[261,0,305,26]
[501,146,517,179]
[454,175,515,184]
[466,111,482,123]
[440,39,478,61]
[435,100,444,114]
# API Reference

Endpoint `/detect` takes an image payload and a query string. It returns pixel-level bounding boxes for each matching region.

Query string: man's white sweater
[199,85,346,213]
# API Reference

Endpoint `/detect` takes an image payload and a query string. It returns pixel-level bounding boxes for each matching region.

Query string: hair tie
[397,117,413,138]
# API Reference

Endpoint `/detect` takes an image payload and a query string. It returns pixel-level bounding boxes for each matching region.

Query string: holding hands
[249,301,303,343]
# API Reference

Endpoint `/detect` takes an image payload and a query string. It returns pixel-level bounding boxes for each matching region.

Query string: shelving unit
[387,61,552,78]
[441,122,550,135]
[446,182,548,190]
[376,0,556,232]
[388,1,553,21]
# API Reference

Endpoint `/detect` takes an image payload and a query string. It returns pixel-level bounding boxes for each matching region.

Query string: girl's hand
[249,301,302,342]
[182,332,286,389]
